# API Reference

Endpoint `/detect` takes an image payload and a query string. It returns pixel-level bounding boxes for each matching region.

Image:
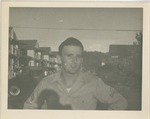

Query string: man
[24,37,128,110]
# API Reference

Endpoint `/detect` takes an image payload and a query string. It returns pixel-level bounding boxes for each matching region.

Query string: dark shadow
[37,89,72,110]
[96,101,108,110]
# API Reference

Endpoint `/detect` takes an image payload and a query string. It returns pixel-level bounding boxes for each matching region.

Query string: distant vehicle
[8,66,56,109]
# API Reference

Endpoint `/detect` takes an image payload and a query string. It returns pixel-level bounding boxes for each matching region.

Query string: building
[109,45,137,59]
[9,27,20,79]
[40,47,52,67]
[18,40,40,67]
[8,27,55,79]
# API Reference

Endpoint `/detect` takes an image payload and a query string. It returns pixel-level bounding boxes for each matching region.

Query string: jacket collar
[55,70,87,94]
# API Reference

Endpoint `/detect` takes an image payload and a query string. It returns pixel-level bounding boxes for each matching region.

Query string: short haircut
[58,37,84,55]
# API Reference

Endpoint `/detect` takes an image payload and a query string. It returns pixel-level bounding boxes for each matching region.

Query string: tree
[135,32,142,46]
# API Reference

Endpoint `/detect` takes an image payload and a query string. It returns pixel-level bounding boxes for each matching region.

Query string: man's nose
[72,56,78,63]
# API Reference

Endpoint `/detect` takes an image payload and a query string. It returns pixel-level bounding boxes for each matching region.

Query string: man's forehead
[62,45,83,53]
[63,45,83,50]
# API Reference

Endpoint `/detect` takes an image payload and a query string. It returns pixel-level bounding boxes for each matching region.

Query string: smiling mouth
[70,64,78,69]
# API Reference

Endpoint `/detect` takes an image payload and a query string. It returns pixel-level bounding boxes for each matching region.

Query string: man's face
[60,45,83,74]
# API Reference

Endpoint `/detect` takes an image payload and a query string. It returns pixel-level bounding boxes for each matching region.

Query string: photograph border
[1,1,150,119]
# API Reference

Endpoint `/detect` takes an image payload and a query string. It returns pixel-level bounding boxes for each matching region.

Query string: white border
[1,0,150,2]
[1,2,150,119]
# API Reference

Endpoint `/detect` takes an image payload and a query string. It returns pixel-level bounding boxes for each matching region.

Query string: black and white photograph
[1,1,150,119]
[8,7,143,110]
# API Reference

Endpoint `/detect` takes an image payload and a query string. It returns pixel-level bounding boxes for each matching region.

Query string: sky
[9,8,143,52]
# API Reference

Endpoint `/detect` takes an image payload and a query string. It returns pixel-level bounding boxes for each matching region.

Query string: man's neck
[61,70,79,88]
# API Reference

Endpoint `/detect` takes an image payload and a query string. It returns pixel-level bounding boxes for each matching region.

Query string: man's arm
[23,78,47,109]
[94,78,128,110]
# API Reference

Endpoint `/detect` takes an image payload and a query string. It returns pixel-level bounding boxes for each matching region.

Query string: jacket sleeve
[94,78,128,110]
[23,78,47,109]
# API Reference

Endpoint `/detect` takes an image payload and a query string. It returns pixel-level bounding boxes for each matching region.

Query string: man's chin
[68,71,78,74]
[63,67,80,74]
[67,69,79,74]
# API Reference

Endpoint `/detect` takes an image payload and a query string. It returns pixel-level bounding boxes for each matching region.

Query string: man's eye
[67,54,73,57]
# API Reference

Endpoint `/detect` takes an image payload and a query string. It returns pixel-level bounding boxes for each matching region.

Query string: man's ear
[81,57,83,63]
[56,54,62,64]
